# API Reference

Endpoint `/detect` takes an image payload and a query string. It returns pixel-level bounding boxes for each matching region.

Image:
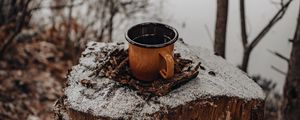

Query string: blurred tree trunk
[283,2,300,119]
[108,0,116,42]
[65,0,76,61]
[0,0,32,26]
[0,0,32,55]
[214,0,228,58]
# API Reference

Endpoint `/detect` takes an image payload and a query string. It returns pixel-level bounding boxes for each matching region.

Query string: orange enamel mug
[125,22,178,81]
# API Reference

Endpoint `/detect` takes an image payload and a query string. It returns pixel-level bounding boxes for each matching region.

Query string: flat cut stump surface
[55,41,265,120]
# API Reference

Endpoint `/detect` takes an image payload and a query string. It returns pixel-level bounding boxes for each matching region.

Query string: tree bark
[282,2,300,119]
[214,0,228,58]
[56,96,264,120]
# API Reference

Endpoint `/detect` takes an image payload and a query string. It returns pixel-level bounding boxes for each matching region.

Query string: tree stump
[54,41,265,120]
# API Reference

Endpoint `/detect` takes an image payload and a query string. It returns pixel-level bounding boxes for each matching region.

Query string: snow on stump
[54,41,265,120]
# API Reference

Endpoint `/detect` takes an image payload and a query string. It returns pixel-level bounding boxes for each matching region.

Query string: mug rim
[125,22,179,48]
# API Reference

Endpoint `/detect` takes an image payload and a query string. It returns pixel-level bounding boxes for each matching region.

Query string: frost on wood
[62,41,265,119]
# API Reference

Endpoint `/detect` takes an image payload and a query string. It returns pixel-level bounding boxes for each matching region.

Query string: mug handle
[159,51,174,79]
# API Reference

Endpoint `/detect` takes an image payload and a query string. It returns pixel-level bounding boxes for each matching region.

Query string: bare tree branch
[107,0,117,42]
[204,24,213,44]
[271,65,286,75]
[66,0,74,43]
[240,0,248,49]
[97,22,110,42]
[240,0,293,72]
[76,20,97,44]
[248,0,292,51]
[91,0,148,42]
[268,49,289,62]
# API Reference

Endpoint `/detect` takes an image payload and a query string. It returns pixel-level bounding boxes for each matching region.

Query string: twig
[97,0,109,42]
[267,49,289,62]
[204,24,213,44]
[192,61,201,72]
[271,65,286,75]
[114,57,128,73]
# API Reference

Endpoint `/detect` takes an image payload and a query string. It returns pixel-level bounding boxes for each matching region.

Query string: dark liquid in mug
[133,35,171,45]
